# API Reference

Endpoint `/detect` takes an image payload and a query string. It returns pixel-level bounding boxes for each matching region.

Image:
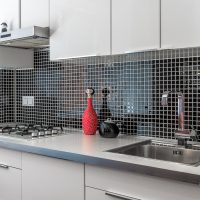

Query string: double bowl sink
[108,140,200,166]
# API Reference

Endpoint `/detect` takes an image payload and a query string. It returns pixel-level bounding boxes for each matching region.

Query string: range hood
[0,26,49,49]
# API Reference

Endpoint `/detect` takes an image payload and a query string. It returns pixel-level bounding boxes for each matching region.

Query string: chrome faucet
[161,91,196,145]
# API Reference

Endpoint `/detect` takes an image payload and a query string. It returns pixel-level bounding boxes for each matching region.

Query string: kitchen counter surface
[0,129,200,184]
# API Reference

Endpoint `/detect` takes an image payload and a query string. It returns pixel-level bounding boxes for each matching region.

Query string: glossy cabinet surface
[50,0,160,59]
[0,147,22,169]
[0,167,21,200]
[22,153,84,200]
[50,0,110,60]
[112,0,160,54]
[0,0,20,30]
[0,148,22,200]
[86,164,200,200]
[161,0,200,49]
[21,0,49,28]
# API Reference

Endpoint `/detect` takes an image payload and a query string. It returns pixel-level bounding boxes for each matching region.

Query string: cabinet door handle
[0,163,9,169]
[105,191,141,200]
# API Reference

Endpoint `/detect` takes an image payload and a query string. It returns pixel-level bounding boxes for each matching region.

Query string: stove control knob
[38,131,45,137]
[45,130,52,136]
[52,130,58,135]
[32,130,38,138]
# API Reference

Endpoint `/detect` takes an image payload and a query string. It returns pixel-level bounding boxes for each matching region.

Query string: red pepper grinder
[82,88,98,135]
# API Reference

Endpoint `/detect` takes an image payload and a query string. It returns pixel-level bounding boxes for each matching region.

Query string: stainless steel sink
[108,140,200,166]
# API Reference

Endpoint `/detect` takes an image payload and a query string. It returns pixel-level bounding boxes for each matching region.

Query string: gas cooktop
[0,124,73,140]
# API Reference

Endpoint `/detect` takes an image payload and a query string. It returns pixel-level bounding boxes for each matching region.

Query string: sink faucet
[161,91,196,146]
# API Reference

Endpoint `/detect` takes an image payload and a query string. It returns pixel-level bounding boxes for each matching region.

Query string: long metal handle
[0,163,9,169]
[105,191,141,200]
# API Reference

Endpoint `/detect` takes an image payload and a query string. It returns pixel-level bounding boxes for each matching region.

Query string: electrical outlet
[22,96,28,106]
[22,96,34,107]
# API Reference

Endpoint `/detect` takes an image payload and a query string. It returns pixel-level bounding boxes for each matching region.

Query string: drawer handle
[0,164,9,169]
[105,191,141,200]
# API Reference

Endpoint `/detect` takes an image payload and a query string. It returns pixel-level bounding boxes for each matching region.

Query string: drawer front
[0,148,21,169]
[86,187,140,200]
[0,166,21,200]
[85,165,200,200]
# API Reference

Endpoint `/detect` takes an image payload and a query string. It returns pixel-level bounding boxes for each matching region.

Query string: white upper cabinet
[112,0,160,54]
[50,0,110,60]
[21,0,49,28]
[0,0,20,31]
[161,0,200,49]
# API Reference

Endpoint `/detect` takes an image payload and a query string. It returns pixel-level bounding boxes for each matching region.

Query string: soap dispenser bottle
[82,88,98,135]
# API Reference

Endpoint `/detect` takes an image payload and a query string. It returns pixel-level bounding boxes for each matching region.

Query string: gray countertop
[0,129,200,184]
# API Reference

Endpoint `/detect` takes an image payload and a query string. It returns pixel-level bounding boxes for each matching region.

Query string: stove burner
[1,126,17,134]
[16,130,31,136]
[0,124,67,139]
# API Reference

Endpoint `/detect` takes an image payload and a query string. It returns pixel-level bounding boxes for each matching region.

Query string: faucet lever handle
[161,91,169,106]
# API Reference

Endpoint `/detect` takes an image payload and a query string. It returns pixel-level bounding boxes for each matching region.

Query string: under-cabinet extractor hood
[0,26,49,48]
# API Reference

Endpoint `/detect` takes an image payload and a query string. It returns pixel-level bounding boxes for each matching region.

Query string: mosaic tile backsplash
[0,70,14,123]
[2,47,200,140]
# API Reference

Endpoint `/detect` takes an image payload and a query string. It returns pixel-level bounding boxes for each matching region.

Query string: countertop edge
[0,139,200,185]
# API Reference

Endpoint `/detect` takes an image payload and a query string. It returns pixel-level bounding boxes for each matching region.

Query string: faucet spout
[161,91,196,145]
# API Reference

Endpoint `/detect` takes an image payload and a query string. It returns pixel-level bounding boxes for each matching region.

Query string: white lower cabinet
[85,165,200,200]
[22,153,84,200]
[0,167,22,200]
[0,148,22,200]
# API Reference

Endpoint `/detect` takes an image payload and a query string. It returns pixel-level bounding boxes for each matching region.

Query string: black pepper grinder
[99,88,112,122]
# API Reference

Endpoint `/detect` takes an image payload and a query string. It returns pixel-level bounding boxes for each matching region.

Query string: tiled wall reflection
[14,48,200,140]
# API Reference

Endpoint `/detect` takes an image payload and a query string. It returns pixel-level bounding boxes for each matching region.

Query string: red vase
[82,97,98,135]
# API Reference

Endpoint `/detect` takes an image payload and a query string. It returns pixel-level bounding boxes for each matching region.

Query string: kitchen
[0,0,200,200]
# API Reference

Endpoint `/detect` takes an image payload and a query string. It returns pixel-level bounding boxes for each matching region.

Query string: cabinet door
[50,0,110,60]
[0,0,19,31]
[21,0,49,28]
[0,147,22,169]
[22,153,84,200]
[161,0,200,48]
[112,0,160,54]
[0,166,21,200]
